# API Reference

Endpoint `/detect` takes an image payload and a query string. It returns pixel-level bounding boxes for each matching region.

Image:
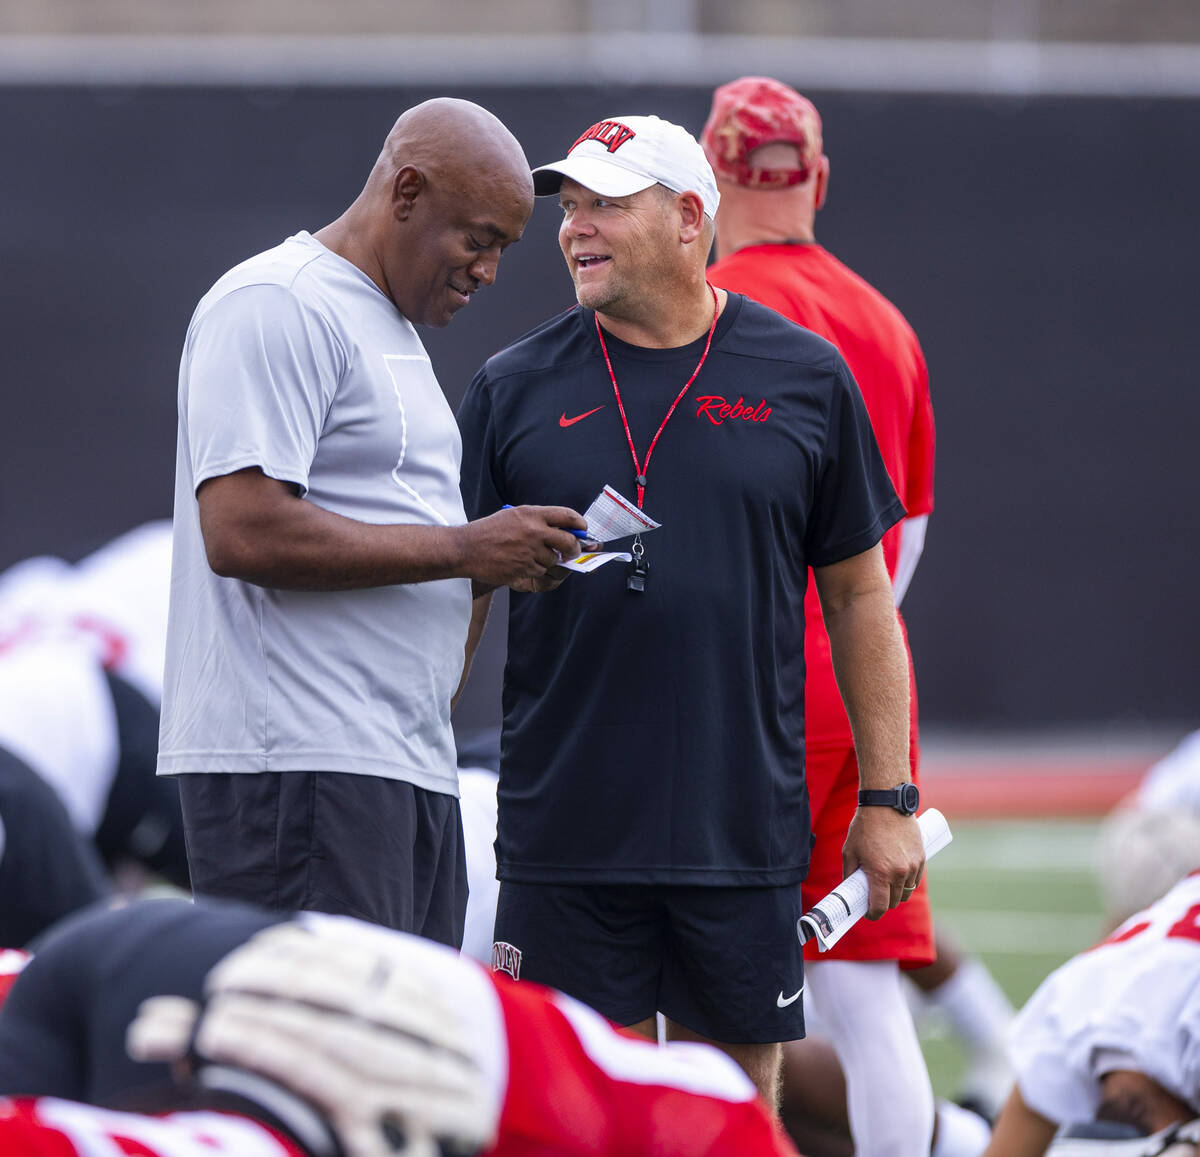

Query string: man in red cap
[703,76,939,1155]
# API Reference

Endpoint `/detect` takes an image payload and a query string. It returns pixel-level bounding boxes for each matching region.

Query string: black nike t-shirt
[457,293,903,886]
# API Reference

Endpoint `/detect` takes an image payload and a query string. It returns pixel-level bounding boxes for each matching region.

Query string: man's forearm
[197,468,585,592]
[815,546,924,913]
[982,1086,1057,1157]
[452,592,494,709]
[203,485,470,591]
[821,583,910,790]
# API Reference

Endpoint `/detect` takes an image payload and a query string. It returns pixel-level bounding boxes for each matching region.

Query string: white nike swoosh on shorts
[776,986,804,1008]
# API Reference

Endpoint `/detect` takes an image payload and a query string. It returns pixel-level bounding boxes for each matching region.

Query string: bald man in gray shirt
[159,98,586,942]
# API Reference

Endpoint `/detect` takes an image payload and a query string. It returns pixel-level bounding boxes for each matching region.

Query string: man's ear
[677,190,707,243]
[814,156,830,213]
[393,165,424,222]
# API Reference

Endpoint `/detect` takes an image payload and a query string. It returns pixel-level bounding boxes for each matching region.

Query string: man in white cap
[457,113,925,1104]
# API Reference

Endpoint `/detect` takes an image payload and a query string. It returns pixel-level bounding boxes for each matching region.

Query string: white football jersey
[66,521,173,705]
[0,521,172,706]
[0,637,119,834]
[1010,871,1200,1125]
[1138,731,1200,814]
[0,556,73,662]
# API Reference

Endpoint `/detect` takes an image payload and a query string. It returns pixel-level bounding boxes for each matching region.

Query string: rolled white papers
[798,808,953,952]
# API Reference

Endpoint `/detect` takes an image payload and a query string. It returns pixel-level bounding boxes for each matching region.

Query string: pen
[502,504,591,541]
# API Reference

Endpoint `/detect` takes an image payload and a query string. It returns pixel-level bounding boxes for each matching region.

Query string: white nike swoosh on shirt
[776,986,804,1008]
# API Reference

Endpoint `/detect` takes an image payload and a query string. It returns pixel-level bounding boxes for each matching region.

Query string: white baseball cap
[532,114,720,219]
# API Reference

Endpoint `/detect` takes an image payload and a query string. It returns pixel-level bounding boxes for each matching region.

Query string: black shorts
[177,771,467,947]
[492,881,806,1044]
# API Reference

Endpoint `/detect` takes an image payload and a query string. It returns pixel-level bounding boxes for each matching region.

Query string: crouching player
[0,914,798,1157]
[983,871,1200,1157]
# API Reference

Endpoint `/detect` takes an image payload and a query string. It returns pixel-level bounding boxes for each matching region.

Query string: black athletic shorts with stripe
[492,880,806,1044]
[178,771,466,947]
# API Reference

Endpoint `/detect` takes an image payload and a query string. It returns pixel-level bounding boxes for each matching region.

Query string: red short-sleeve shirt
[709,243,934,747]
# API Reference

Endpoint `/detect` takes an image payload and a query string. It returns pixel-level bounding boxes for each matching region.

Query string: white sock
[807,960,935,1157]
[928,957,1014,1055]
[931,1100,991,1157]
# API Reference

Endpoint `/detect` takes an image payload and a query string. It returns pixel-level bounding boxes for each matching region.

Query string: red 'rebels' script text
[571,121,637,154]
[695,396,772,425]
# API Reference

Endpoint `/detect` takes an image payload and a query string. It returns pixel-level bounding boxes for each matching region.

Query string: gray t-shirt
[158,232,470,794]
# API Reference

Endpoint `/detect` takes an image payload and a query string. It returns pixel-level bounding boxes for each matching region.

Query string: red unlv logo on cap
[571,120,637,154]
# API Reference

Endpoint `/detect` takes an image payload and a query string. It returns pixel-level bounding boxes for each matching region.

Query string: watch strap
[858,788,903,807]
[857,784,920,814]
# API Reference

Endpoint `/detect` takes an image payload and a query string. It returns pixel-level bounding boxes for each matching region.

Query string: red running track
[916,738,1171,818]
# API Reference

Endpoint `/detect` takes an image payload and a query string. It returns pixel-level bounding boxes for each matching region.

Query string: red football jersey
[708,243,934,746]
[0,949,29,1009]
[0,940,793,1157]
[491,976,797,1157]
[0,1099,306,1157]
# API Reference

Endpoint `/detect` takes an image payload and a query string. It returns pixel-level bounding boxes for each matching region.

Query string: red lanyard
[594,283,719,509]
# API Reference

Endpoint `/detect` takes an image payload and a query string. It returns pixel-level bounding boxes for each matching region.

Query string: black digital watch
[857,783,920,816]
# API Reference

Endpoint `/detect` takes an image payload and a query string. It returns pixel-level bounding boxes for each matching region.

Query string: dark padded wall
[1,84,1195,727]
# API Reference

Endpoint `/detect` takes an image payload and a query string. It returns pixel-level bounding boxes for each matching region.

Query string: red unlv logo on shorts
[491,940,523,980]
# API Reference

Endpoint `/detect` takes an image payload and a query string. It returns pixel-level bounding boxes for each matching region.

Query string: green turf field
[917,817,1106,1100]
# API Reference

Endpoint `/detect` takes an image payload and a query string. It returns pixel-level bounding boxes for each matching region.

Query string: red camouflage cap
[700,76,823,190]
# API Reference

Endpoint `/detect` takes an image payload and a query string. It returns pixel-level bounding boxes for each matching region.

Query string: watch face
[899,783,920,814]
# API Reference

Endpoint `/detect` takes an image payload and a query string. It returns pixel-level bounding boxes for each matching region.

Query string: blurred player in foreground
[703,74,938,1154]
[0,901,797,1157]
[982,870,1200,1157]
[457,111,924,1105]
[0,899,282,1103]
[0,524,187,945]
